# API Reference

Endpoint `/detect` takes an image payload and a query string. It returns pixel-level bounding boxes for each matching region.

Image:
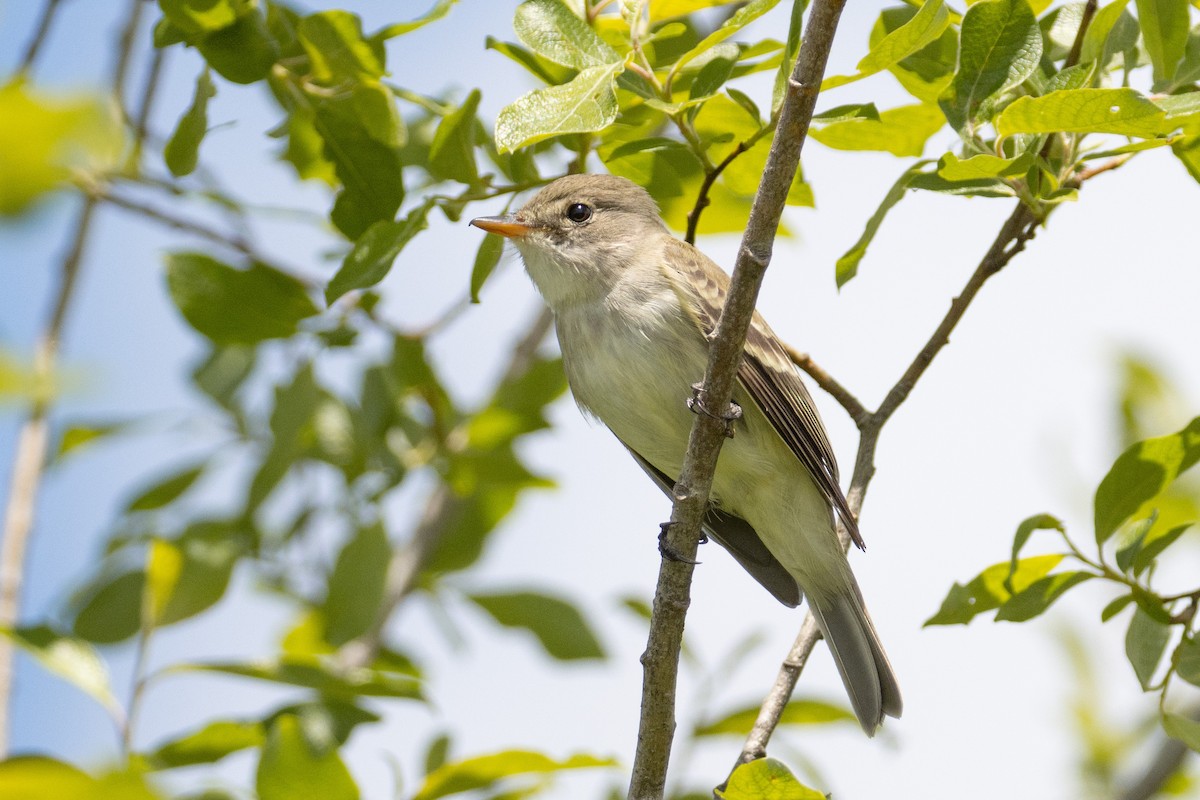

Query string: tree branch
[781,343,868,425]
[627,1,847,797]
[0,0,145,756]
[1118,706,1200,800]
[17,0,64,74]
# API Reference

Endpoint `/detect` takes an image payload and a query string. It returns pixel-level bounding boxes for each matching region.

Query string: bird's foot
[657,522,706,564]
[687,383,742,438]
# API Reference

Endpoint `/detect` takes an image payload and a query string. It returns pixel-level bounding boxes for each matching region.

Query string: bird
[470,173,901,734]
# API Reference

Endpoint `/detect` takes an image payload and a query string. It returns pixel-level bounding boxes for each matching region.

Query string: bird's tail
[808,584,902,736]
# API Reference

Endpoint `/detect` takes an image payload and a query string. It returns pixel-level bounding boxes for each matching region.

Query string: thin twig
[17,0,64,74]
[335,308,555,671]
[781,343,868,424]
[627,1,848,797]
[92,187,263,264]
[0,0,144,756]
[685,142,749,245]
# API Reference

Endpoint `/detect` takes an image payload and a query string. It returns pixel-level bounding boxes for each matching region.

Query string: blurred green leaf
[1079,0,1133,66]
[312,82,405,239]
[0,81,123,215]
[298,10,384,84]
[158,0,250,36]
[813,103,944,156]
[249,364,321,508]
[835,162,930,287]
[189,10,279,85]
[996,571,1093,621]
[126,463,205,512]
[695,698,855,736]
[257,715,359,800]
[1175,635,1200,687]
[1094,417,1200,544]
[1133,523,1192,576]
[939,0,1042,132]
[1114,515,1156,573]
[1126,606,1171,689]
[1163,712,1200,752]
[925,554,1063,626]
[72,570,145,644]
[147,522,243,626]
[164,69,215,177]
[165,253,317,345]
[0,626,120,716]
[373,0,458,38]
[429,89,482,185]
[413,751,615,800]
[1004,513,1065,592]
[823,0,950,90]
[996,88,1169,138]
[144,719,264,769]
[1101,593,1135,621]
[323,524,390,646]
[495,62,624,153]
[1173,133,1200,184]
[53,421,127,462]
[325,201,434,304]
[0,756,96,799]
[192,345,254,414]
[470,229,506,303]
[718,758,824,800]
[1135,0,1190,87]
[513,0,620,69]
[468,591,605,661]
[179,655,423,700]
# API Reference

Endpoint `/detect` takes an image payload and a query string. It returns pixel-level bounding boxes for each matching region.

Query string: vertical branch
[0,0,145,757]
[627,1,847,797]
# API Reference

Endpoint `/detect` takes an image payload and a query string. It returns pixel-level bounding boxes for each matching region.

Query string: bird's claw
[687,383,742,438]
[657,522,706,564]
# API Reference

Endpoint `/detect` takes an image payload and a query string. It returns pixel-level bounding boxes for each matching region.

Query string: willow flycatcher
[471,174,901,734]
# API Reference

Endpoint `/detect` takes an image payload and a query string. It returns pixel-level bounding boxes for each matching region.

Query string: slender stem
[17,0,64,74]
[782,343,868,425]
[627,1,847,796]
[121,624,153,755]
[0,0,145,756]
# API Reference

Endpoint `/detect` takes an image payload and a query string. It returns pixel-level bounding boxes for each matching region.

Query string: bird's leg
[687,382,742,438]
[657,521,707,564]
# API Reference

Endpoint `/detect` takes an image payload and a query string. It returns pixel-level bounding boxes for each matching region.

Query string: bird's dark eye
[566,203,593,223]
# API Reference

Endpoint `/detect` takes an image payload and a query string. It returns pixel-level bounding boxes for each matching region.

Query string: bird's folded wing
[622,444,801,607]
[661,237,864,549]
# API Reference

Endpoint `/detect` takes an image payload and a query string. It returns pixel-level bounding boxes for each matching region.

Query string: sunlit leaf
[810,103,945,156]
[823,0,950,90]
[1135,0,1190,86]
[413,751,615,800]
[298,10,384,84]
[718,758,824,800]
[145,719,264,769]
[671,0,782,77]
[468,591,605,661]
[0,626,120,716]
[495,63,624,153]
[996,571,1093,621]
[513,0,620,69]
[257,715,359,800]
[996,88,1170,138]
[925,554,1063,626]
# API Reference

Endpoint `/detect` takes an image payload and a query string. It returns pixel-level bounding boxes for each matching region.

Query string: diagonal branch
[627,1,848,797]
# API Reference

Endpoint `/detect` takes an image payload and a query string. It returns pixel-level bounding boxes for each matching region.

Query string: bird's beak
[470,215,533,239]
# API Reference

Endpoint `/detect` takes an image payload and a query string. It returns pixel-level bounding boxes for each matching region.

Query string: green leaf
[373,0,457,38]
[1113,515,1156,573]
[248,365,321,508]
[513,0,620,69]
[907,171,1016,197]
[672,0,782,77]
[145,719,264,769]
[937,150,1033,180]
[717,758,824,800]
[165,253,317,345]
[1094,418,1200,544]
[257,715,359,800]
[0,756,96,798]
[1133,522,1192,575]
[164,69,215,177]
[1126,606,1171,689]
[470,230,506,303]
[312,82,405,239]
[158,0,250,36]
[325,202,434,304]
[53,421,127,462]
[1175,635,1200,687]
[429,89,482,185]
[0,81,123,215]
[1163,712,1200,752]
[939,0,1042,132]
[1101,593,1135,622]
[412,751,616,800]
[995,571,1093,621]
[996,88,1169,138]
[298,10,384,84]
[179,656,423,700]
[323,524,390,646]
[1135,0,1190,86]
[147,522,243,627]
[495,62,623,153]
[485,36,575,86]
[811,103,945,156]
[72,570,145,644]
[1003,513,1065,593]
[1173,133,1200,184]
[190,10,279,85]
[1079,0,1133,65]
[823,0,950,90]
[694,699,854,736]
[468,591,605,661]
[126,463,206,512]
[835,162,930,287]
[925,554,1063,626]
[0,626,120,716]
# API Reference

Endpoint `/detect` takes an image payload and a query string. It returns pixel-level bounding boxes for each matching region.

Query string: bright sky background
[2,1,1199,798]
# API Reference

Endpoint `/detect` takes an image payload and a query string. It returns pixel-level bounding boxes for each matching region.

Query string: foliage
[2,0,1199,798]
